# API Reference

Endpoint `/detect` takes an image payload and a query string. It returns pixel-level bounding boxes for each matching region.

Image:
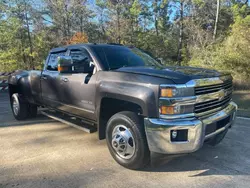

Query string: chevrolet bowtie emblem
[218,89,226,101]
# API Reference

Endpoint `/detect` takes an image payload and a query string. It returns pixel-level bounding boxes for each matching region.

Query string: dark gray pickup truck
[8,43,237,169]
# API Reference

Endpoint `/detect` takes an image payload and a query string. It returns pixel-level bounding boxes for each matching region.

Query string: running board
[41,110,97,133]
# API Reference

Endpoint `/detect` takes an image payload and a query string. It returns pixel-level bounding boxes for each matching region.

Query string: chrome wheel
[12,97,19,116]
[111,125,135,159]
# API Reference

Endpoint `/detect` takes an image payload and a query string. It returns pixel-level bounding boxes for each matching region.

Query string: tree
[67,32,89,44]
[213,0,220,40]
[0,0,249,89]
[177,0,184,65]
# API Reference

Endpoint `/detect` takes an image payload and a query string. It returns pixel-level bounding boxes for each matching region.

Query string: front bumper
[144,101,237,154]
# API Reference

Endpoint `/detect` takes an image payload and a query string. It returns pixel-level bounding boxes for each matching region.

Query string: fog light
[172,130,177,139]
[171,129,188,142]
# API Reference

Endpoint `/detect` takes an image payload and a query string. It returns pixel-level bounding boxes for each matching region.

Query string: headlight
[159,104,194,115]
[160,86,194,98]
[159,84,195,116]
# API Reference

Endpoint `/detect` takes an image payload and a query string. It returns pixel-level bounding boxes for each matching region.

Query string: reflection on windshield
[94,46,164,70]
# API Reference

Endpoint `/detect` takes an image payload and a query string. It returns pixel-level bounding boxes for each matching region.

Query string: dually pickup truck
[8,43,237,169]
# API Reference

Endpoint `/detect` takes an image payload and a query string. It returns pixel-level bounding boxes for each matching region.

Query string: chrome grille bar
[195,80,232,95]
[194,78,233,116]
[195,95,231,113]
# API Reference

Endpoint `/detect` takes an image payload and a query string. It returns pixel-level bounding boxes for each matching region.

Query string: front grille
[194,79,233,116]
[195,80,232,95]
[195,94,232,114]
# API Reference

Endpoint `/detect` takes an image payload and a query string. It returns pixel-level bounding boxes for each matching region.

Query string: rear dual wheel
[106,111,150,170]
[11,93,37,120]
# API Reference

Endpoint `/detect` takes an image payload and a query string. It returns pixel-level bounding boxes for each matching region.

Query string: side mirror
[57,56,73,73]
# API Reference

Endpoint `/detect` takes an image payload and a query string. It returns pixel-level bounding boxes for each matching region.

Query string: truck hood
[116,66,229,84]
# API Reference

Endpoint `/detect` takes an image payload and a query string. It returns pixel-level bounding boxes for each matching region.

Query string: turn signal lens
[58,65,68,72]
[161,88,178,97]
[161,88,173,97]
[160,106,174,115]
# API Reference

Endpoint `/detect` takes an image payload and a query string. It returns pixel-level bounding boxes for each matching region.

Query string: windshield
[92,45,163,70]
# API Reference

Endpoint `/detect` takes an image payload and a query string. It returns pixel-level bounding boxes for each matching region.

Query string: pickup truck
[8,43,237,169]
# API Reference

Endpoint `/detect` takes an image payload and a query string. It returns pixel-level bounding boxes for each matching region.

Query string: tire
[28,104,38,118]
[207,129,228,146]
[11,93,29,120]
[106,111,150,170]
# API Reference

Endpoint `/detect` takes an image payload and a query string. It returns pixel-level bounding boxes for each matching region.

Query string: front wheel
[11,93,29,120]
[106,111,150,170]
[11,93,38,120]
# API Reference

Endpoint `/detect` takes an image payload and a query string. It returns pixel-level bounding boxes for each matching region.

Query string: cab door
[41,51,66,108]
[59,48,97,121]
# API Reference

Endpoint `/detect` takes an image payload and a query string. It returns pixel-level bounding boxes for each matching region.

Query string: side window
[47,52,65,71]
[70,49,92,73]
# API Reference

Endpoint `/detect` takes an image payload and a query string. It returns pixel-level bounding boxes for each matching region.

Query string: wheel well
[98,98,143,140]
[8,84,20,100]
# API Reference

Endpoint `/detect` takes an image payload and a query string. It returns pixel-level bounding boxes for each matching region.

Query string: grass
[232,90,250,117]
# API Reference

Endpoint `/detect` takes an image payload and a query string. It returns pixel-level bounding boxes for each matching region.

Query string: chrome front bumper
[144,101,237,154]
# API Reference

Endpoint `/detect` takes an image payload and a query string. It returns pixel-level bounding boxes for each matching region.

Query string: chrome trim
[160,75,232,89]
[186,75,232,87]
[145,101,237,154]
[160,84,187,88]
[195,99,230,112]
[159,96,196,106]
[195,104,230,118]
[159,113,195,119]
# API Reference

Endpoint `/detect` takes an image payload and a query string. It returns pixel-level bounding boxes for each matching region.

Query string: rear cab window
[69,49,93,73]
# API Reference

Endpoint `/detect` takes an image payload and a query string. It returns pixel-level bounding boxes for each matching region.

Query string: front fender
[8,70,29,85]
[96,81,159,117]
[8,70,33,102]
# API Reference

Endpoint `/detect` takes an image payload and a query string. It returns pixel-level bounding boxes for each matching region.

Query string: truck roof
[50,43,125,53]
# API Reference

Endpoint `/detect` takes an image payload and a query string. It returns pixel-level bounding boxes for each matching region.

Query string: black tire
[106,111,150,170]
[11,93,29,120]
[28,104,38,118]
[207,129,228,146]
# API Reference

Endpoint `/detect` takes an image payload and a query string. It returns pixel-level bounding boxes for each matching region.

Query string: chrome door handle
[62,77,69,82]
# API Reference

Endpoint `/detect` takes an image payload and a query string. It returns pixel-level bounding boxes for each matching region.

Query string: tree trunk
[24,1,34,69]
[65,4,70,38]
[80,15,83,33]
[154,0,159,36]
[177,0,184,66]
[213,0,220,40]
[20,32,27,68]
[154,15,159,36]
[116,7,121,44]
[130,17,134,43]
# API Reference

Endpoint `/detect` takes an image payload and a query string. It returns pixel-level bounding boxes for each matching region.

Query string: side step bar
[41,110,97,133]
